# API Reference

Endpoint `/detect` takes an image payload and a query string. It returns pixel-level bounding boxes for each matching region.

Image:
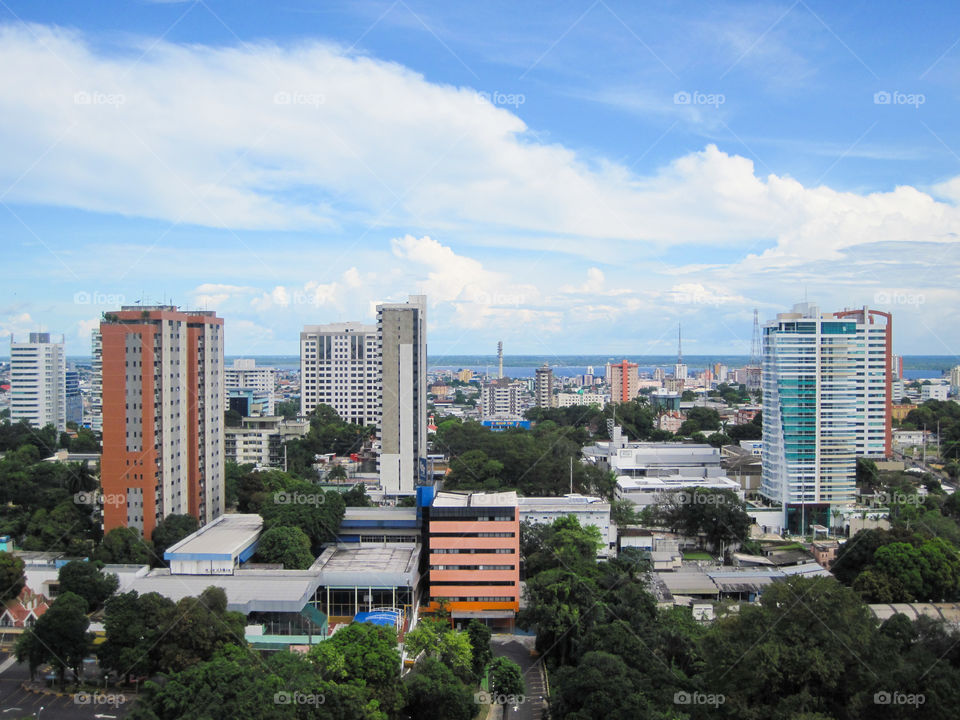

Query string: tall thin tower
[673,324,687,381]
[750,309,761,367]
[497,341,503,380]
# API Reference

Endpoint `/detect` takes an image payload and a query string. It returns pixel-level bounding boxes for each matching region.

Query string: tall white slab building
[10,332,66,431]
[377,295,427,495]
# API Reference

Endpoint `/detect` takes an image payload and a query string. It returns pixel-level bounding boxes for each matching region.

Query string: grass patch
[682,551,714,561]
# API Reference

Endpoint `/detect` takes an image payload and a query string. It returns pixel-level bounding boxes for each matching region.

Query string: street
[490,637,546,720]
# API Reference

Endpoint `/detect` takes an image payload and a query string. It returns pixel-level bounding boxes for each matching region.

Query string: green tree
[151,513,199,567]
[98,590,176,682]
[402,657,475,720]
[700,576,881,720]
[276,399,300,420]
[0,550,25,601]
[487,656,525,698]
[342,482,374,507]
[260,485,346,555]
[156,586,247,673]
[309,621,402,716]
[551,651,655,720]
[653,488,753,552]
[523,515,603,578]
[254,526,314,569]
[95,526,153,565]
[224,460,252,508]
[610,499,640,528]
[466,619,493,679]
[57,559,119,611]
[16,591,91,689]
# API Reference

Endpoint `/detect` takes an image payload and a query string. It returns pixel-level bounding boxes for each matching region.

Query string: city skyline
[2,2,959,357]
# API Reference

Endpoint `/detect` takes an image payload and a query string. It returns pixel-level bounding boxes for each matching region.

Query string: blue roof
[354,610,400,626]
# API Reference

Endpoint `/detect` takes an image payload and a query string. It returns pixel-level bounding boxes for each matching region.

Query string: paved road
[490,638,546,720]
[0,655,130,720]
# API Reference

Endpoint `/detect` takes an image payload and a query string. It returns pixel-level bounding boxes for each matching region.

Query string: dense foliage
[520,515,960,719]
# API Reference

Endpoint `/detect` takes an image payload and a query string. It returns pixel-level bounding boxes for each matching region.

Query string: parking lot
[0,654,131,719]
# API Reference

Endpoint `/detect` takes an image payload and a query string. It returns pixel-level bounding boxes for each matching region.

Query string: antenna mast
[750,309,761,367]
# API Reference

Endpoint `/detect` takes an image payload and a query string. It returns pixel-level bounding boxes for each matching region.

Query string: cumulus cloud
[2,22,959,266]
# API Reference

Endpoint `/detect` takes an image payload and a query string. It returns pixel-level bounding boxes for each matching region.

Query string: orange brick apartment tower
[100,306,224,538]
[427,491,520,631]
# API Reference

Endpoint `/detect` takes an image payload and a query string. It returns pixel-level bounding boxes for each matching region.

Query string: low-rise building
[224,415,310,468]
[921,384,949,401]
[583,425,723,478]
[518,494,614,556]
[615,475,744,508]
[164,514,263,575]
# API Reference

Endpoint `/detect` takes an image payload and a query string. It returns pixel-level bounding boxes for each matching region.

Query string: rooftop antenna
[750,309,761,367]
[677,323,683,365]
[497,341,503,380]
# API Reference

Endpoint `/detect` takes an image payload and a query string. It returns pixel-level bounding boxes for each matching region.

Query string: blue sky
[1,0,959,358]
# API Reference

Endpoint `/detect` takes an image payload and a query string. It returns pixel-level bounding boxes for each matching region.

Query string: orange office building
[100,306,224,538]
[607,359,639,403]
[426,491,520,631]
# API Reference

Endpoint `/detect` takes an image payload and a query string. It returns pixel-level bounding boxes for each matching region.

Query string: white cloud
[3,22,959,265]
[0,312,36,341]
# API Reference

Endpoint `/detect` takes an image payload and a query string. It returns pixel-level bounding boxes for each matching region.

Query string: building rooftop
[518,494,609,509]
[165,514,263,560]
[433,491,518,507]
[312,543,421,587]
[342,507,419,523]
[617,476,740,491]
[128,568,322,614]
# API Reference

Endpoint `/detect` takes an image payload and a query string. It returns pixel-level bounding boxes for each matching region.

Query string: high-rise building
[378,295,427,495]
[760,303,891,532]
[10,332,66,431]
[607,359,639,403]
[89,330,103,433]
[949,365,960,394]
[65,370,82,426]
[224,359,276,416]
[892,354,904,379]
[299,323,379,426]
[480,379,523,419]
[100,306,224,537]
[534,364,553,408]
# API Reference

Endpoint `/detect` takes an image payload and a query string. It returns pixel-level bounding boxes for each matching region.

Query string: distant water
[47,354,957,380]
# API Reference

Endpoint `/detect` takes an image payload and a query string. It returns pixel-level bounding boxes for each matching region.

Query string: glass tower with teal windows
[761,303,891,534]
